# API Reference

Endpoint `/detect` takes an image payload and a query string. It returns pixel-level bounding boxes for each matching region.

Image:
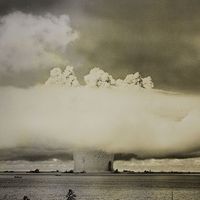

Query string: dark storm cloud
[114,150,200,161]
[67,0,200,92]
[0,0,62,15]
[2,148,200,162]
[1,0,200,91]
[0,147,72,161]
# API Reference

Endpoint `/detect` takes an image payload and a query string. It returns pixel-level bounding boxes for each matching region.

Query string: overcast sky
[0,0,200,171]
[0,0,200,92]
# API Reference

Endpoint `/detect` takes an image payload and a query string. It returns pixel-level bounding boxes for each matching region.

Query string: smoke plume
[0,67,200,160]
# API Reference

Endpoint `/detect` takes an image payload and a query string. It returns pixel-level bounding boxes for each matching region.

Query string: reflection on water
[0,174,200,200]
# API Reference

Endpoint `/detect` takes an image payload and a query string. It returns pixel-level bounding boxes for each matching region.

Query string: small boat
[14,176,22,178]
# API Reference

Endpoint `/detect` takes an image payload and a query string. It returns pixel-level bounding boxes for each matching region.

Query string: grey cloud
[0,11,78,73]
[0,147,72,161]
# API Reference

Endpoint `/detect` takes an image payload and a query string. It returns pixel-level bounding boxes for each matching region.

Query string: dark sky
[0,0,200,92]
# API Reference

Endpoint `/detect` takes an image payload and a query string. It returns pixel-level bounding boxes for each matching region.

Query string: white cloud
[0,85,199,158]
[45,66,79,87]
[84,68,116,88]
[84,68,154,89]
[0,12,78,73]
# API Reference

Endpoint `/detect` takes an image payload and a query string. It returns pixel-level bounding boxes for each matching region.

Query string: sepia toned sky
[0,0,200,92]
[0,0,200,171]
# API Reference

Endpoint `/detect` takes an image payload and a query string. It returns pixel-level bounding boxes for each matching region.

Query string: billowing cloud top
[45,66,154,89]
[84,68,154,89]
[45,66,79,87]
[84,68,116,88]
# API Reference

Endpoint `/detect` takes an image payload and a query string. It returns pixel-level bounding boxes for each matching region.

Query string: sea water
[0,174,200,200]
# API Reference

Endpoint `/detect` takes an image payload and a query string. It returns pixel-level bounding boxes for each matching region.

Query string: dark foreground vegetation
[22,189,76,200]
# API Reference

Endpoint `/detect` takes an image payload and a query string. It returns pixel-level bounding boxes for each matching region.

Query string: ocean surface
[0,174,200,200]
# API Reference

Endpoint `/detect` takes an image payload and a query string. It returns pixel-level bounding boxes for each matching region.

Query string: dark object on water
[23,196,30,200]
[28,169,40,173]
[64,170,74,173]
[14,176,22,178]
[66,189,76,200]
